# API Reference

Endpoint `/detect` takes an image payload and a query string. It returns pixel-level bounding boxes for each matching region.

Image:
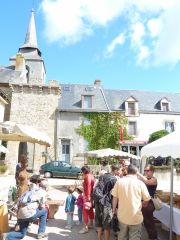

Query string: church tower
[0,9,60,173]
[9,9,46,85]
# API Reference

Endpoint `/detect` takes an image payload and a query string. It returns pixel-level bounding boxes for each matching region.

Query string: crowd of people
[64,161,158,240]
[0,155,159,240]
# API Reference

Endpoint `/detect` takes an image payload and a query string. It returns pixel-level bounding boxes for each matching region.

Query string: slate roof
[59,83,180,113]
[0,67,22,84]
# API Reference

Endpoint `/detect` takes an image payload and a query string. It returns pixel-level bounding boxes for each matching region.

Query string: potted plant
[0,162,9,175]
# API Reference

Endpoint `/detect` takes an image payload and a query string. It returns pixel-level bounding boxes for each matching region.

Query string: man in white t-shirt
[112,164,150,240]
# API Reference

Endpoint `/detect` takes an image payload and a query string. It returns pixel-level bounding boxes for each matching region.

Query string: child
[76,187,83,225]
[65,186,76,229]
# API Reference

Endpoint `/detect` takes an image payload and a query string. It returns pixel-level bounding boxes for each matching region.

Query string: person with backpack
[93,164,120,240]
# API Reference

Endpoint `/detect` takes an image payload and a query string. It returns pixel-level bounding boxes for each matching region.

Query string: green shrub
[148,130,169,143]
[0,164,8,174]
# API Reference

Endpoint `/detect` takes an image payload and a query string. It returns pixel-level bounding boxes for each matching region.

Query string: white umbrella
[141,130,180,240]
[0,144,9,153]
[77,148,140,160]
[0,121,52,147]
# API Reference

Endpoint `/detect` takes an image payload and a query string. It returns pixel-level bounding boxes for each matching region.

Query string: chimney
[15,53,26,71]
[48,80,60,87]
[94,79,101,87]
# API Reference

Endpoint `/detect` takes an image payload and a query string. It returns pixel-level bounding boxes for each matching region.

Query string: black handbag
[111,214,120,232]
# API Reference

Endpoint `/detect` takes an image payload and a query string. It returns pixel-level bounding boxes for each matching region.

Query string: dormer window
[162,102,169,111]
[160,98,170,111]
[82,95,93,109]
[128,103,136,115]
[125,96,139,116]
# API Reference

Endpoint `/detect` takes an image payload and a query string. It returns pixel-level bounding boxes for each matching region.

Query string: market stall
[154,202,180,235]
[141,129,180,240]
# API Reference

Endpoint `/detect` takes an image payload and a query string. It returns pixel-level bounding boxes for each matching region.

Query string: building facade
[58,80,180,165]
[0,10,60,173]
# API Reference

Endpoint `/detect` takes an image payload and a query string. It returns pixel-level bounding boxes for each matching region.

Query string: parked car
[39,161,81,179]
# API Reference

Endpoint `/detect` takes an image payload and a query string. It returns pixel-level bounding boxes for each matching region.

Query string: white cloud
[41,0,92,44]
[152,1,180,65]
[137,45,150,63]
[131,0,176,13]
[40,0,180,66]
[41,0,125,45]
[104,33,125,58]
[131,22,145,46]
[147,18,163,38]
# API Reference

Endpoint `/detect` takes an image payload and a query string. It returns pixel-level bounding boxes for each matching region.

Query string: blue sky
[1,0,180,92]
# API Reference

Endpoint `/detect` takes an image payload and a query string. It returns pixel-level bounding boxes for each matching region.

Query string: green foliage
[174,158,180,167]
[0,164,8,174]
[76,112,132,150]
[148,129,169,143]
[87,157,118,165]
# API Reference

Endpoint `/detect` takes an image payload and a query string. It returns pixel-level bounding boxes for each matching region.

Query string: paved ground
[2,176,172,239]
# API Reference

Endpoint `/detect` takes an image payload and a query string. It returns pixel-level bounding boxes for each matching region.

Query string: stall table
[46,200,65,219]
[154,202,180,237]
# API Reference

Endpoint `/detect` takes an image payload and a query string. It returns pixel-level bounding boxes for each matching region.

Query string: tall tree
[76,112,132,150]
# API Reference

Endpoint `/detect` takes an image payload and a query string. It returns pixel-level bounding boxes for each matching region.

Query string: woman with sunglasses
[137,165,158,240]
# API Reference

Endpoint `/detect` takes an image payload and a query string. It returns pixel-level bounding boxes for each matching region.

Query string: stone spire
[9,8,45,85]
[20,9,41,55]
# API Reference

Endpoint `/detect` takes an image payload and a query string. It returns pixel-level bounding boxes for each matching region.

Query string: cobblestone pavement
[3,176,170,240]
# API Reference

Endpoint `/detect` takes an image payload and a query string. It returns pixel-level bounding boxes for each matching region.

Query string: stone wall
[3,83,60,173]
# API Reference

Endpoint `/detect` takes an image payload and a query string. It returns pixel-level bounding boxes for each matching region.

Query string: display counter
[154,202,180,235]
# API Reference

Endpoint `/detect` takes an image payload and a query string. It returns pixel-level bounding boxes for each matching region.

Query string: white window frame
[164,121,175,133]
[160,98,170,111]
[128,121,137,136]
[125,97,139,116]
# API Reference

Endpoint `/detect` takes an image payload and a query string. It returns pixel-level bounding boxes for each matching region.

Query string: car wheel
[44,172,52,178]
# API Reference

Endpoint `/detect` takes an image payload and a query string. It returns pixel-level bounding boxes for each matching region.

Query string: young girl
[76,187,83,225]
[65,186,76,229]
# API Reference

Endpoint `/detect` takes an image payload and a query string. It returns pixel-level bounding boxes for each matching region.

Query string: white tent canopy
[77,148,140,160]
[141,130,180,159]
[0,144,9,153]
[141,130,180,240]
[0,121,52,147]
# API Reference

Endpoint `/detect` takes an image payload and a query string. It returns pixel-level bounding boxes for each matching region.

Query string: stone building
[0,89,9,123]
[0,10,60,173]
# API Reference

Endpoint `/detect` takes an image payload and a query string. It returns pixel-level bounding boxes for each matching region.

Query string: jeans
[6,208,47,240]
[118,221,142,240]
[66,212,74,226]
[78,207,83,223]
